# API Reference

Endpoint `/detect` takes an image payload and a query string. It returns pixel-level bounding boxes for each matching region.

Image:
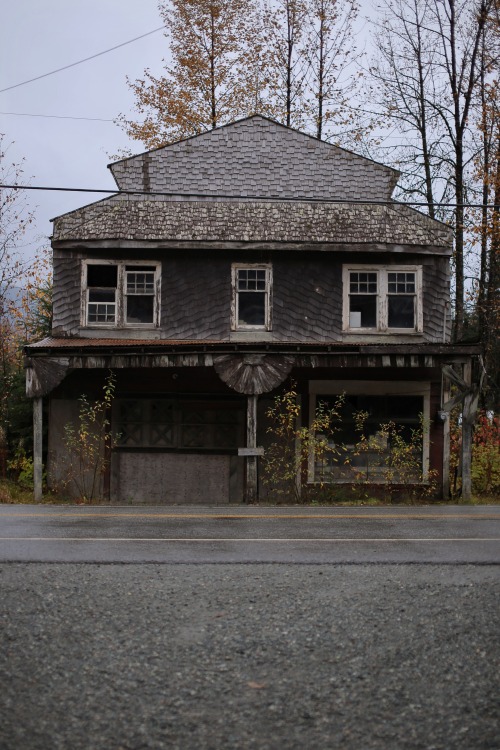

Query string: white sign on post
[238,447,265,457]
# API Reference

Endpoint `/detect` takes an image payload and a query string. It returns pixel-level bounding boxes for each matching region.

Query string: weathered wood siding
[51,249,450,343]
[273,257,343,341]
[161,257,231,339]
[423,256,451,342]
[110,453,243,504]
[47,398,105,497]
[109,116,398,201]
[52,250,81,336]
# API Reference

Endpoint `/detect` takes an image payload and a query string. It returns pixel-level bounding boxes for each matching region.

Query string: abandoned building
[25,115,479,503]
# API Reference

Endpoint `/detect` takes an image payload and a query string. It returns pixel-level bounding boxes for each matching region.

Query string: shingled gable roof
[51,115,452,252]
[107,114,400,202]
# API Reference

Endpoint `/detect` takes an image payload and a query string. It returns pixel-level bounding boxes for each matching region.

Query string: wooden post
[33,397,43,502]
[442,377,451,499]
[461,360,473,501]
[246,394,258,504]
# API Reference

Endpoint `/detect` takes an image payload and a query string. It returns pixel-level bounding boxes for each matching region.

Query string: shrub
[60,371,117,502]
[471,412,500,495]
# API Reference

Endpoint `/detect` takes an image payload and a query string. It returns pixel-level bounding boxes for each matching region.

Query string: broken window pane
[388,295,415,328]
[239,292,266,326]
[126,295,154,324]
[314,394,423,482]
[349,295,377,328]
[87,265,117,323]
[87,265,117,288]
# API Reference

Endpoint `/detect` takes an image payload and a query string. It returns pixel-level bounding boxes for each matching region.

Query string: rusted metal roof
[25,336,480,355]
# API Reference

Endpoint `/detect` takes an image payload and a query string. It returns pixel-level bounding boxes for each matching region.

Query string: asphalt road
[1,505,499,749]
[0,504,499,563]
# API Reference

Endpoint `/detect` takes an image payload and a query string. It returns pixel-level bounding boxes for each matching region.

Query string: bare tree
[370,0,451,218]
[370,0,494,339]
[0,136,35,321]
[303,0,359,141]
[429,0,493,339]
[474,2,500,407]
[260,0,311,128]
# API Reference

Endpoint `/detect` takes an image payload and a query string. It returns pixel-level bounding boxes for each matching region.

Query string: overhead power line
[0,27,164,94]
[0,111,113,122]
[1,183,499,209]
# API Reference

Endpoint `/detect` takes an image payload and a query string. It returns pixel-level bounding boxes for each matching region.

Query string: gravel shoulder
[1,563,499,750]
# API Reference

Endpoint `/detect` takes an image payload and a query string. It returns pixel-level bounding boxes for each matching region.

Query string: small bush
[472,412,500,495]
[7,440,35,488]
[60,371,117,502]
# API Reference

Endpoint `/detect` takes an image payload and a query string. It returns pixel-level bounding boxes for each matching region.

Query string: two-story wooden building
[26,115,478,503]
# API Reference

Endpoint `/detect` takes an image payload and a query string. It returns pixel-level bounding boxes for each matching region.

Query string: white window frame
[308,380,431,483]
[342,265,423,334]
[231,263,272,331]
[82,260,161,328]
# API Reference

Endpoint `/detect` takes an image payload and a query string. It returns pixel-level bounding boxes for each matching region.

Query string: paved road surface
[1,505,499,749]
[0,504,499,563]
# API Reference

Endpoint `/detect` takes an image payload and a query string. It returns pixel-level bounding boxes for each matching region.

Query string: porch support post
[33,397,43,502]
[461,360,473,501]
[442,377,451,499]
[246,394,258,503]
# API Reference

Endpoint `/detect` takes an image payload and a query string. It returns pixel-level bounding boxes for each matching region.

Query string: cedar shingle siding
[108,116,398,200]
[52,251,450,343]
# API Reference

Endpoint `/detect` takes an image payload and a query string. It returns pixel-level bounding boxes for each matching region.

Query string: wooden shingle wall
[161,258,231,339]
[109,116,398,201]
[423,256,452,342]
[52,250,82,336]
[51,250,451,343]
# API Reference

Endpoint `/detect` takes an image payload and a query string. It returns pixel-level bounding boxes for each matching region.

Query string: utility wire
[0,27,164,94]
[0,111,113,122]
[1,183,499,209]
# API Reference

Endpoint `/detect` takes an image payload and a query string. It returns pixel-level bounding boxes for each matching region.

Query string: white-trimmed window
[343,265,423,333]
[83,260,160,327]
[308,380,431,484]
[231,264,272,330]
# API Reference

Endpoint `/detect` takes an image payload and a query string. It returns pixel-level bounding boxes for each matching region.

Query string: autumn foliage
[450,410,500,497]
[118,0,361,149]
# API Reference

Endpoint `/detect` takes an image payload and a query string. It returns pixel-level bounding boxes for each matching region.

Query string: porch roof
[26,336,480,356]
[24,337,480,397]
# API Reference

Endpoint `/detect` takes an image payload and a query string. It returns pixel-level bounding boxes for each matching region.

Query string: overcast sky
[0,1,376,270]
[0,0,170,263]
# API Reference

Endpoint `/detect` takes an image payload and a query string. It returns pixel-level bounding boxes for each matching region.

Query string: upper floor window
[343,265,422,333]
[83,261,160,327]
[232,264,272,330]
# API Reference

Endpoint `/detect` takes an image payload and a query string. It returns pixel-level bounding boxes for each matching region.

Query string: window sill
[343,329,421,335]
[230,330,273,341]
[79,327,161,340]
[341,331,425,343]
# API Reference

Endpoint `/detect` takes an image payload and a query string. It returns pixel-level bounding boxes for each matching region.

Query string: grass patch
[0,479,68,505]
[0,478,498,506]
